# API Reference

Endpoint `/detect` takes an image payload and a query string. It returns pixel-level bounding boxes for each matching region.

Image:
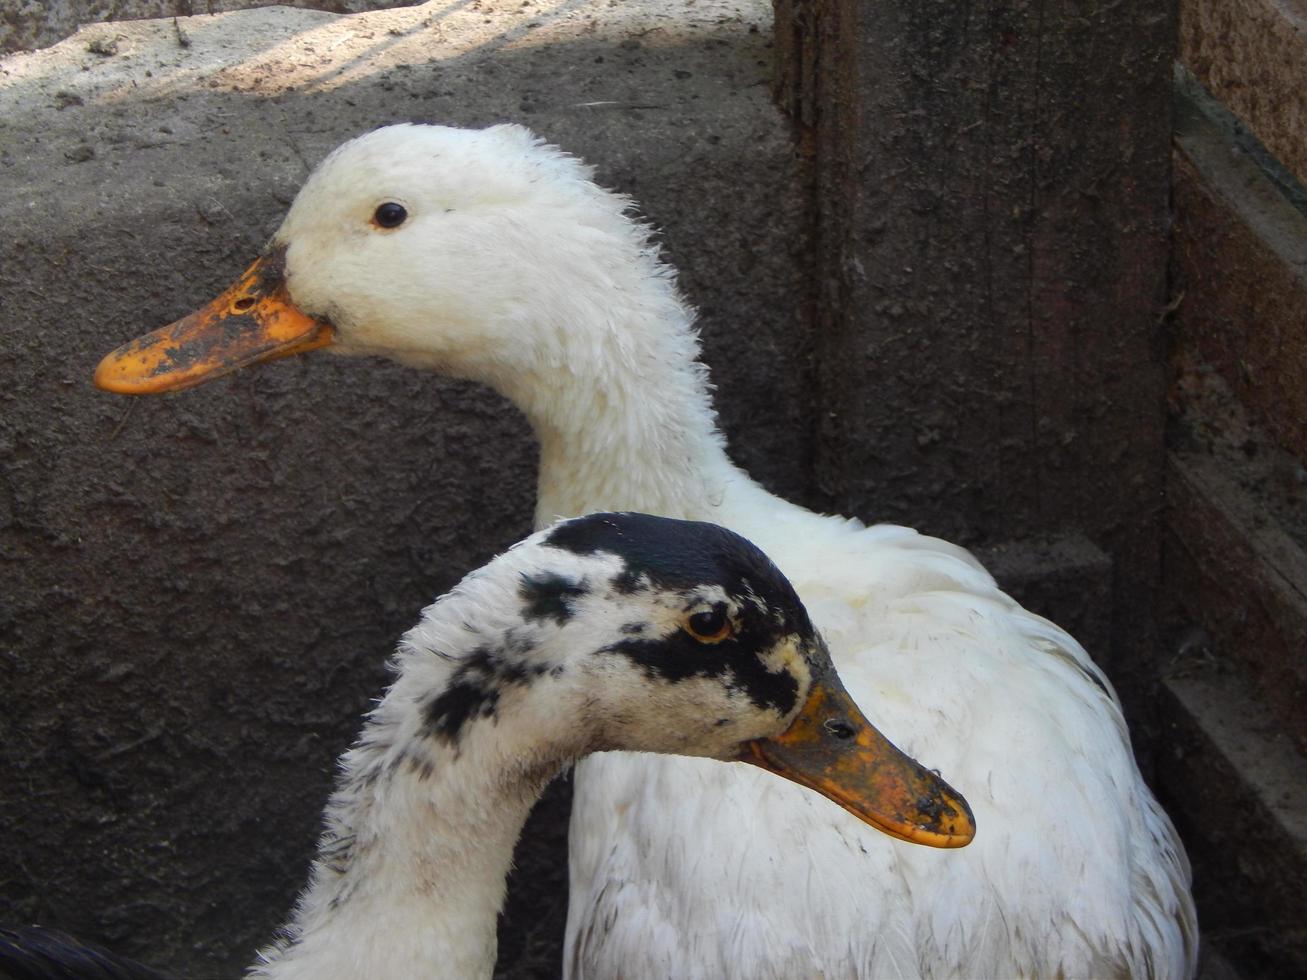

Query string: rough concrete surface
[770,0,1176,771]
[0,2,810,975]
[1,2,418,54]
[976,533,1113,664]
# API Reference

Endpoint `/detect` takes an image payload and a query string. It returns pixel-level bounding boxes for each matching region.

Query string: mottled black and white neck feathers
[249,513,830,980]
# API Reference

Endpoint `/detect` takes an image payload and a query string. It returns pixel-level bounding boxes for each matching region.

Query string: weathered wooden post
[775,0,1177,706]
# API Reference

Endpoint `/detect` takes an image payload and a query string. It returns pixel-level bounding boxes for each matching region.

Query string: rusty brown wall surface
[1166,445,1307,750]
[1180,0,1307,190]
[1157,671,1307,977]
[1163,64,1307,971]
[1171,86,1307,468]
[775,0,1176,702]
[1173,152,1307,465]
[0,4,812,975]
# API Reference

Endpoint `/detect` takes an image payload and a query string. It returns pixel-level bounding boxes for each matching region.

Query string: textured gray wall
[0,3,811,975]
[1,2,417,53]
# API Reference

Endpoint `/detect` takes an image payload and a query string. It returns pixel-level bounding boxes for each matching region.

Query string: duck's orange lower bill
[93,246,334,395]
[739,670,976,849]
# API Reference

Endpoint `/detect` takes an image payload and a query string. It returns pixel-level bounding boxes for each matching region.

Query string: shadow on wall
[0,3,808,978]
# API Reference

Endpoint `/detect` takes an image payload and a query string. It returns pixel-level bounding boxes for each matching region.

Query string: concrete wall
[0,2,811,975]
[1,1,417,53]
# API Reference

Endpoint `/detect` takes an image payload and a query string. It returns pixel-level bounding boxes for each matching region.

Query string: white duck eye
[683,603,734,644]
[372,202,408,229]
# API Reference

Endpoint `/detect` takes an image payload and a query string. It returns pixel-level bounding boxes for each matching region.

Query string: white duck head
[277,124,695,381]
[95,124,726,521]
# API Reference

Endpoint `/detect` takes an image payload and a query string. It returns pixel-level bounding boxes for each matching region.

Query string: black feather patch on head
[519,571,589,626]
[602,629,802,714]
[545,513,817,714]
[545,513,813,636]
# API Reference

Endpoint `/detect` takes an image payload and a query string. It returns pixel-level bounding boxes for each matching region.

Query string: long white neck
[249,654,577,980]
[486,261,744,529]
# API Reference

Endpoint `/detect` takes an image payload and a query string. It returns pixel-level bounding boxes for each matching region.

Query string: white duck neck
[250,663,575,980]
[488,276,738,529]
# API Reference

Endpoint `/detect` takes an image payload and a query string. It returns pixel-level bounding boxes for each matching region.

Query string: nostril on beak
[823,718,856,740]
[232,297,256,313]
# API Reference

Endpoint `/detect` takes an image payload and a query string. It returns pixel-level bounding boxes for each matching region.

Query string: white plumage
[98,123,1199,979]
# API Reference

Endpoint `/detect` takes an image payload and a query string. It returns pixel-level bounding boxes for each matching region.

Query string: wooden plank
[1172,83,1307,464]
[1165,452,1307,750]
[776,0,1173,698]
[1180,0,1307,188]
[1155,670,1307,976]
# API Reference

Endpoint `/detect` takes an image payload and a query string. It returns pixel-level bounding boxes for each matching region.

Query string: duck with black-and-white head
[2,513,971,980]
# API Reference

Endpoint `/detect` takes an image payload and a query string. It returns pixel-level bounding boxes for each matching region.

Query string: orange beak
[93,246,334,394]
[739,667,975,848]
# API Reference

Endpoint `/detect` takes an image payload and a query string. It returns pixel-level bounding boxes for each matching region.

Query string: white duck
[1,513,971,980]
[96,123,1198,979]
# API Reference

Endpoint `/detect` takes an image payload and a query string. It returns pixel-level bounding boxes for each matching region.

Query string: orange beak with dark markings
[739,666,976,848]
[93,246,334,395]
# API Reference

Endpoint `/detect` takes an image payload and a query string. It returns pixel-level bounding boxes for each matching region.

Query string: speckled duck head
[377,512,974,847]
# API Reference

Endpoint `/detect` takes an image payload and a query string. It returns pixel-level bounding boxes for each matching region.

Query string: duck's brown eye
[372,202,408,229]
[685,604,733,644]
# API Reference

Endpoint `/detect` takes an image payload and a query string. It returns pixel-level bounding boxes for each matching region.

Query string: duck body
[97,124,1198,979]
[526,378,1195,978]
[570,485,1191,978]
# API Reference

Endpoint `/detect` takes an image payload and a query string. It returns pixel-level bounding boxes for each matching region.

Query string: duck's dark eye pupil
[688,606,728,638]
[374,202,407,228]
